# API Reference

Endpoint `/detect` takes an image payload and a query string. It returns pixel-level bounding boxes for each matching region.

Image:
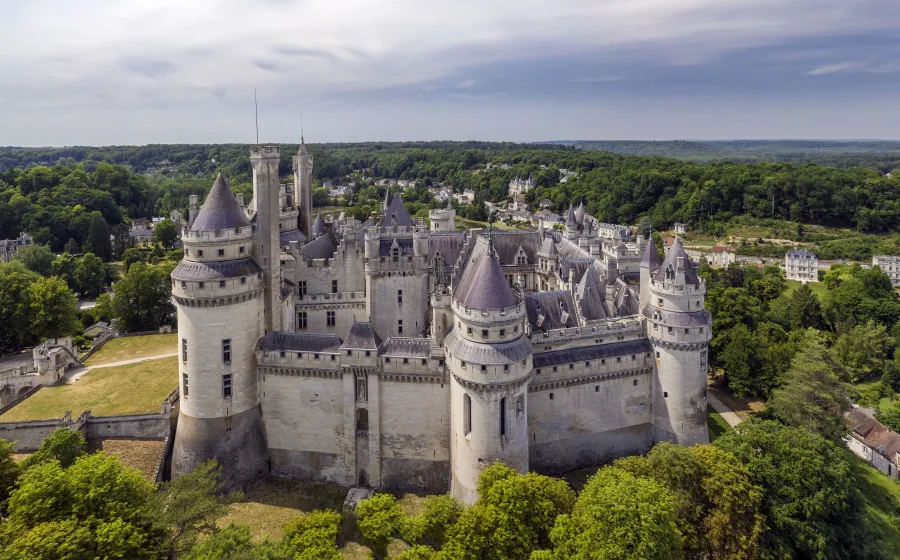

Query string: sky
[2,0,900,145]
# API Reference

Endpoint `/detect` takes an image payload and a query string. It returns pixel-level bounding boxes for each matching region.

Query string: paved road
[708,392,743,428]
[65,352,178,384]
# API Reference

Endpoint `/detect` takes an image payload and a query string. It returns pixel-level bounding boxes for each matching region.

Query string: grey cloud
[123,58,175,79]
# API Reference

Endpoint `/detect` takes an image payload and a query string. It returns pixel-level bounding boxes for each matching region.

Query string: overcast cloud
[2,0,900,145]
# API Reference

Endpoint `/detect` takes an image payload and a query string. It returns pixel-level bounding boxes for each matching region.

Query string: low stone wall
[79,330,114,363]
[84,413,170,440]
[0,416,66,452]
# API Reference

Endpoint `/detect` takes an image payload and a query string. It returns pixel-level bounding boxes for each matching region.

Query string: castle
[171,142,711,502]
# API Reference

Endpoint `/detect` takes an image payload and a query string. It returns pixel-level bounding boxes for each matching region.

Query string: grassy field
[785,279,829,299]
[707,412,732,442]
[853,456,900,557]
[0,357,178,421]
[84,333,177,366]
[87,438,165,480]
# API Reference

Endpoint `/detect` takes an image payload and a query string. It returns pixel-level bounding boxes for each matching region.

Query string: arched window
[356,408,369,431]
[665,265,675,282]
[500,397,507,438]
[464,394,472,436]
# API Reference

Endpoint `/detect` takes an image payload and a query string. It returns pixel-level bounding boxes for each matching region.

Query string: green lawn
[852,456,900,557]
[785,279,829,299]
[0,357,178,421]
[84,333,177,366]
[707,412,732,442]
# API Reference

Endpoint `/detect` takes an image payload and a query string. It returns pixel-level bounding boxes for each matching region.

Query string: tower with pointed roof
[642,237,711,446]
[293,139,314,240]
[252,145,284,335]
[445,236,533,503]
[170,174,269,488]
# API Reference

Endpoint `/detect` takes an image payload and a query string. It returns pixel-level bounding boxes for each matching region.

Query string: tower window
[549,393,554,400]
[657,298,663,305]
[500,329,505,337]
[332,280,338,294]
[668,327,673,334]
[481,365,487,372]
[482,329,488,338]
[467,327,473,335]
[198,282,204,289]
[398,290,403,305]
[218,249,224,257]
[327,311,336,327]
[634,379,639,386]
[299,281,307,297]
[298,312,307,330]
[223,339,231,363]
[219,280,226,288]
[347,350,352,356]
[595,385,599,392]
[280,351,285,358]
[183,372,189,397]
[664,391,668,398]
[223,374,232,398]
[398,320,403,335]
[198,250,204,258]
[240,246,245,254]
[656,351,660,358]
[464,393,472,436]
[182,338,187,362]
[500,397,507,437]
[181,281,186,288]
[403,358,409,365]
[241,277,246,285]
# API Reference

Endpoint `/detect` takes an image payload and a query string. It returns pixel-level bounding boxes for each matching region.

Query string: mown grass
[852,455,900,558]
[84,333,178,366]
[0,357,178,421]
[707,412,732,442]
[784,279,829,300]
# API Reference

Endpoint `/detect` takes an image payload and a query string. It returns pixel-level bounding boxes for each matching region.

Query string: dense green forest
[3,141,900,255]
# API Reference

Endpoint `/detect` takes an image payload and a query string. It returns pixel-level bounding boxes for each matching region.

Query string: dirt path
[65,352,178,384]
[708,393,743,428]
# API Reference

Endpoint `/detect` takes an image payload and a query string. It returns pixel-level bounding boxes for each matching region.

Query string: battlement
[250,145,280,158]
[297,291,366,304]
[365,224,425,240]
[649,278,706,297]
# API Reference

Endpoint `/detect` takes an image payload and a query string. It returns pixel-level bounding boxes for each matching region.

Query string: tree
[146,460,241,558]
[399,493,463,547]
[638,216,652,238]
[13,244,56,277]
[833,320,893,382]
[22,428,86,470]
[83,211,112,261]
[0,439,20,514]
[876,399,900,432]
[767,331,850,441]
[184,523,289,560]
[534,466,682,560]
[281,510,342,560]
[2,452,158,560]
[614,444,763,560]
[719,324,765,398]
[787,283,822,330]
[28,276,80,341]
[0,261,39,352]
[73,253,106,298]
[111,261,174,332]
[153,218,179,250]
[51,252,79,291]
[357,493,403,557]
[122,247,145,273]
[714,420,867,559]
[441,463,575,560]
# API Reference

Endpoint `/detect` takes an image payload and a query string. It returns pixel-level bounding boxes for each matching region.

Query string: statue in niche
[516,394,525,419]
[357,377,367,402]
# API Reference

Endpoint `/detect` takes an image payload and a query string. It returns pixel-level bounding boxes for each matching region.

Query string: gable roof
[190,174,251,232]
[576,266,608,321]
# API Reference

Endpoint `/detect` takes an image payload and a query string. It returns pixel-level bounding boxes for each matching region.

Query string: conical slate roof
[312,214,326,236]
[190,174,250,232]
[566,205,577,227]
[380,193,414,228]
[640,235,662,269]
[653,237,700,285]
[574,200,585,225]
[576,266,608,321]
[453,238,518,310]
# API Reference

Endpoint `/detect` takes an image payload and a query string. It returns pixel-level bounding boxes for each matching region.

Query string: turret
[446,236,532,503]
[639,235,661,309]
[251,145,282,335]
[170,174,269,488]
[293,139,314,239]
[644,237,711,446]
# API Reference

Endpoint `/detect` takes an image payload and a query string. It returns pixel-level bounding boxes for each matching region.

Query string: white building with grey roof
[785,249,818,283]
[170,140,711,501]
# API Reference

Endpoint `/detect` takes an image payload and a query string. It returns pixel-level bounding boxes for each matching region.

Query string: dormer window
[665,264,675,282]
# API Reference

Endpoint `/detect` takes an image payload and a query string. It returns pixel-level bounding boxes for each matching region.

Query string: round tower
[643,237,711,446]
[171,174,269,488]
[445,236,532,503]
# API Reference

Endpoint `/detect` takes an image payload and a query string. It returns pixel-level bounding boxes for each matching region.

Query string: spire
[383,186,391,212]
[313,213,325,236]
[566,204,576,227]
[575,199,585,225]
[453,239,518,310]
[640,234,661,269]
[653,237,700,285]
[190,174,250,232]
[380,193,414,228]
